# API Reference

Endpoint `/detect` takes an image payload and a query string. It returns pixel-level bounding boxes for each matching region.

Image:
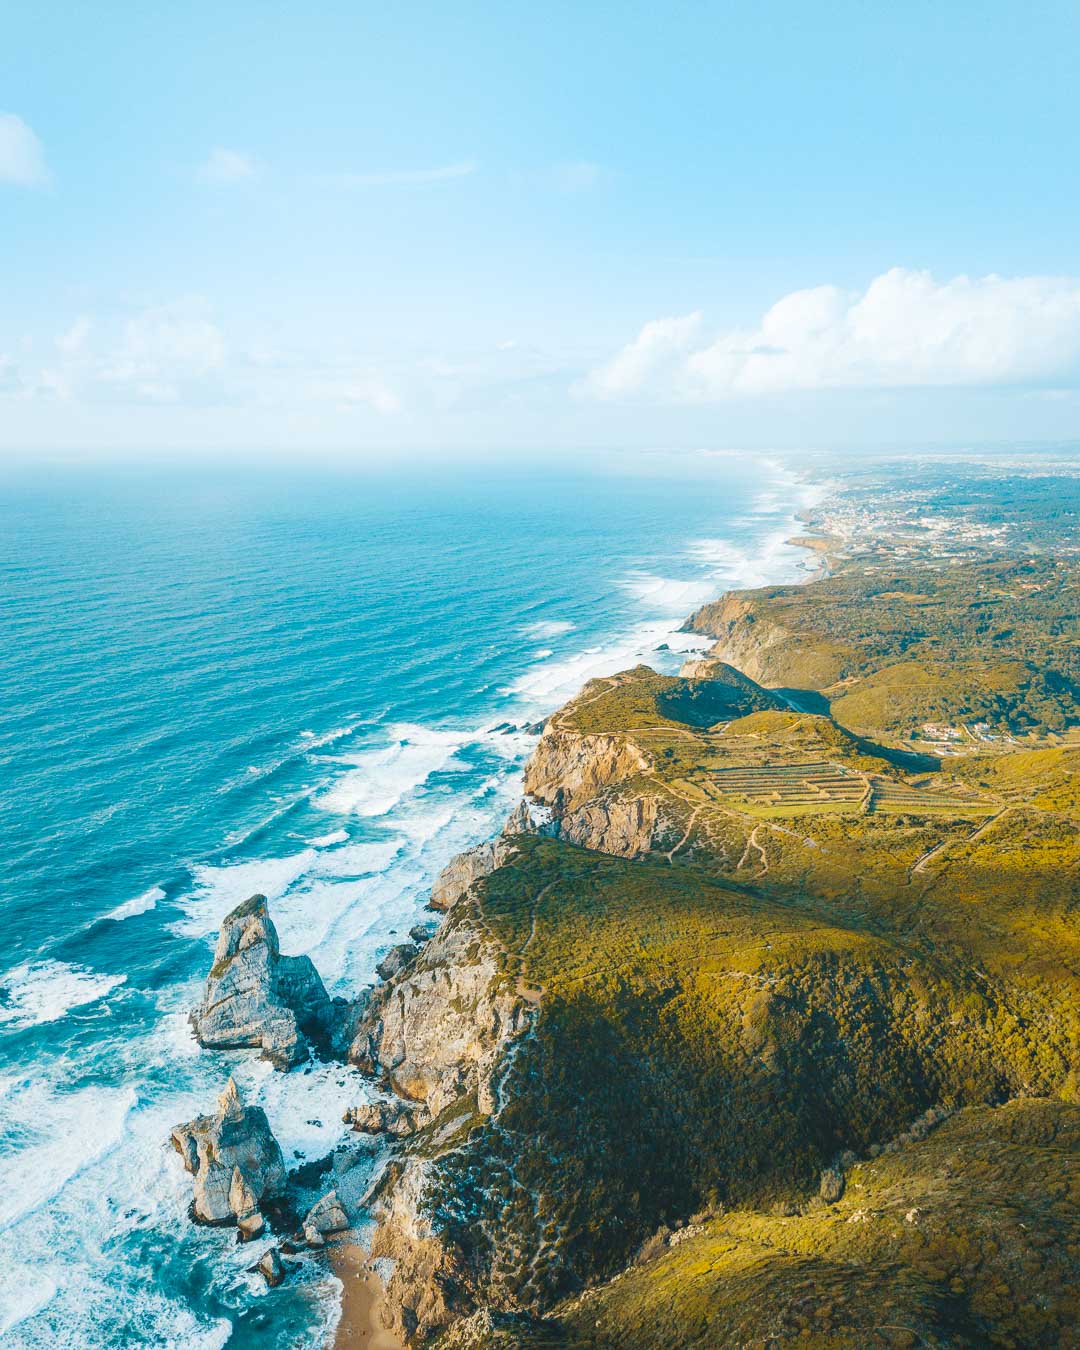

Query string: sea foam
[314,724,472,817]
[104,885,165,923]
[0,960,126,1030]
[0,1077,137,1230]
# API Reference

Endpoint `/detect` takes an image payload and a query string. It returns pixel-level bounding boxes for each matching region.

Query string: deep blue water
[0,454,819,1346]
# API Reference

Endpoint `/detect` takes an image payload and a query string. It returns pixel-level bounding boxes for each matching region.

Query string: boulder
[171,1077,287,1227]
[255,1246,288,1287]
[191,894,335,1070]
[410,921,438,944]
[376,943,418,981]
[304,1189,350,1237]
[344,1098,425,1137]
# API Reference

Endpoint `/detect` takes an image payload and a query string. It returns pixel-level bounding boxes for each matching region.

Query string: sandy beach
[330,1241,404,1350]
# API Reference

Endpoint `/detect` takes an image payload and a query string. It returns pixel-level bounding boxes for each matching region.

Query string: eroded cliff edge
[343,544,1080,1347]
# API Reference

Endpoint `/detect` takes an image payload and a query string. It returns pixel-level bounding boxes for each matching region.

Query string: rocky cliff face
[345,721,665,1339]
[347,907,530,1117]
[191,893,343,1069]
[523,727,650,815]
[367,1155,474,1340]
[343,898,539,1341]
[557,792,658,857]
[681,593,791,684]
[430,837,517,911]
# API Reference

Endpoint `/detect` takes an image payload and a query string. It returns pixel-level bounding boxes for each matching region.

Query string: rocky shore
[170,502,1080,1347]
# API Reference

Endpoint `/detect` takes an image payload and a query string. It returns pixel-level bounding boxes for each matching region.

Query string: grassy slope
[563,665,781,735]
[416,829,1076,1324]
[416,555,1080,1347]
[553,1099,1080,1348]
[686,556,1080,736]
[557,671,1079,992]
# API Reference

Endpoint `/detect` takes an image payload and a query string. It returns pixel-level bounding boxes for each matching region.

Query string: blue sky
[3,1,1080,456]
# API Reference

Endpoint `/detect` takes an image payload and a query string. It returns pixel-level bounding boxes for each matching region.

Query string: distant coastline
[326,469,835,1348]
[317,456,1079,1346]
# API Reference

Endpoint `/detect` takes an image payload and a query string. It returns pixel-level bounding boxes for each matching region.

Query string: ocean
[0,452,822,1347]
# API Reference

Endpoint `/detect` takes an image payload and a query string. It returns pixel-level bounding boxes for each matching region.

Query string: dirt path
[736,826,769,877]
[472,882,551,1009]
[910,806,1013,877]
[550,676,620,731]
[665,806,703,863]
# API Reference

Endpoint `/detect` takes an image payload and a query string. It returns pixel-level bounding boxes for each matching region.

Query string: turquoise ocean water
[0,454,821,1347]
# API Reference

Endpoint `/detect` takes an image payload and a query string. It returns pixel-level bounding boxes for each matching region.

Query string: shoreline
[329,1240,404,1350]
[324,472,832,1348]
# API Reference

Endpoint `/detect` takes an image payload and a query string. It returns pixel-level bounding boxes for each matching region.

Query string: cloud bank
[585,269,1080,400]
[2,298,405,416]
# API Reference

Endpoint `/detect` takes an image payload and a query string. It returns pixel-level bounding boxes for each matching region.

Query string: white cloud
[39,301,231,405]
[583,311,702,398]
[586,269,1080,400]
[197,147,257,183]
[118,301,226,372]
[2,304,413,418]
[0,113,49,186]
[324,161,477,188]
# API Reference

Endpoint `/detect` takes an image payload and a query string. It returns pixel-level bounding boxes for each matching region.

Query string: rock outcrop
[170,1078,286,1229]
[376,943,418,981]
[345,1098,426,1137]
[191,893,338,1070]
[523,727,649,816]
[348,909,530,1116]
[255,1246,288,1287]
[557,792,658,857]
[430,837,516,911]
[303,1189,350,1241]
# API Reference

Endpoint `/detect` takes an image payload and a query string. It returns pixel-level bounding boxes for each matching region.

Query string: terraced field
[704,760,867,811]
[868,777,994,815]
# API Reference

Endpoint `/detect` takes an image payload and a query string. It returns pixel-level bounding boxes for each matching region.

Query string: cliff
[337,549,1080,1347]
[347,903,531,1117]
[522,724,650,815]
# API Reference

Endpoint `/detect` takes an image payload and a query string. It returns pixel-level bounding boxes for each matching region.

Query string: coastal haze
[4,2,1080,1346]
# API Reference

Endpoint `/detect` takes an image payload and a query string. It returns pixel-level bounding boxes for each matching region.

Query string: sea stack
[191,893,335,1070]
[170,1077,287,1231]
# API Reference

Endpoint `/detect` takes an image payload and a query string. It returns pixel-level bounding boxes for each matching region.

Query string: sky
[3,1,1080,458]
